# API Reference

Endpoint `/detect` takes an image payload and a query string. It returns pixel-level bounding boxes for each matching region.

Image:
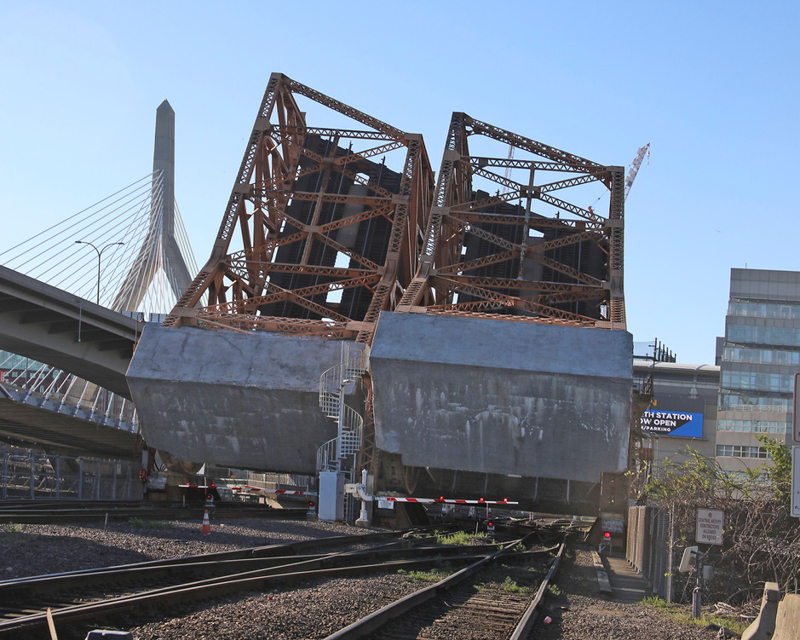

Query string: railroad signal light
[599,530,612,555]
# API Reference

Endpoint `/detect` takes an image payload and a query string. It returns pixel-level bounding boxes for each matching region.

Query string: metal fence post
[96,461,101,500]
[29,450,35,499]
[2,452,6,499]
[667,501,675,603]
[78,458,83,500]
[55,456,61,500]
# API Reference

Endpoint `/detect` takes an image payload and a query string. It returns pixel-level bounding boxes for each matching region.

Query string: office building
[716,268,800,472]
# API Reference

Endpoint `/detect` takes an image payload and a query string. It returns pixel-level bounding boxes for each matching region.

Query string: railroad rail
[0,499,306,524]
[324,532,567,640]
[0,527,515,638]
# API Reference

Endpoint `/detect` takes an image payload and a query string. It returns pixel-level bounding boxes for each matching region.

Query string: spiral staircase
[316,343,367,477]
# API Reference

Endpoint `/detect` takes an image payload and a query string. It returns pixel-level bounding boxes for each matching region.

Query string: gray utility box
[318,471,346,522]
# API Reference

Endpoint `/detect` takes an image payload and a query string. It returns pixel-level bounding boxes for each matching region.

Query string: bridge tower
[0,99,198,466]
[114,100,193,311]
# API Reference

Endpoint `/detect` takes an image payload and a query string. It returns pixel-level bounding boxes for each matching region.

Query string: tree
[645,444,800,605]
[754,433,792,508]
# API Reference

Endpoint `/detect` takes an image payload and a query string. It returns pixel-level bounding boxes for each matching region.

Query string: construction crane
[624,143,650,201]
[588,143,650,215]
[504,144,515,181]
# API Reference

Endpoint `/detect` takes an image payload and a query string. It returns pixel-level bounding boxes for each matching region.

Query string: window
[719,392,790,411]
[728,300,800,320]
[726,324,800,348]
[723,346,800,366]
[721,370,794,394]
[716,445,769,459]
[717,419,788,434]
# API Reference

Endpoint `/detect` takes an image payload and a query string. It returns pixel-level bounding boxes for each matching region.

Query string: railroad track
[0,527,510,639]
[0,499,305,524]
[324,532,566,640]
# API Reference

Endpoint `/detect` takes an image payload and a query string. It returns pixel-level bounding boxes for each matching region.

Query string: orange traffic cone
[201,509,211,535]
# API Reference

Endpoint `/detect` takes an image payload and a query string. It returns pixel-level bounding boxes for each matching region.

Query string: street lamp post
[75,240,124,305]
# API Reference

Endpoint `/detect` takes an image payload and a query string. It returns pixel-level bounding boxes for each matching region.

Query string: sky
[0,1,797,365]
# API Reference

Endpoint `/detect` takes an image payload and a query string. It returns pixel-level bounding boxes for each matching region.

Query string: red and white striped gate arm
[382,497,518,505]
[229,486,317,497]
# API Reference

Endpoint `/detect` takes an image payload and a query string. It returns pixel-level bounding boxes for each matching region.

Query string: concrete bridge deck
[0,264,138,399]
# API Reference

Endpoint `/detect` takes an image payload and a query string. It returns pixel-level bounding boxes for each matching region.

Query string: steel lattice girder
[165,78,626,337]
[165,73,435,343]
[396,112,626,329]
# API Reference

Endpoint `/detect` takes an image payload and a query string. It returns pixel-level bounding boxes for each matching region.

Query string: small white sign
[377,498,395,510]
[601,514,625,534]
[696,508,724,545]
[792,446,800,519]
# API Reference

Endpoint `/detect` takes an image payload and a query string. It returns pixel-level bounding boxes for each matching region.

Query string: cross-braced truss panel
[397,113,626,329]
[165,74,434,342]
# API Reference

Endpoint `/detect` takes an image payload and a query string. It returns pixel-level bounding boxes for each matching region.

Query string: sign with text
[640,409,704,438]
[794,374,800,444]
[696,509,724,545]
[792,447,800,519]
[600,513,625,534]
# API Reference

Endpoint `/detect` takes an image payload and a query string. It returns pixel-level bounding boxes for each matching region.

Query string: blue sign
[640,409,704,438]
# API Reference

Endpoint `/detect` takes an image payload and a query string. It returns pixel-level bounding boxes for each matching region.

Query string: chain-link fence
[627,504,673,600]
[242,472,315,494]
[1,450,142,501]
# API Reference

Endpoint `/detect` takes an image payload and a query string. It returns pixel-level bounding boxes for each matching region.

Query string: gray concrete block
[742,582,781,640]
[369,312,632,483]
[126,325,349,472]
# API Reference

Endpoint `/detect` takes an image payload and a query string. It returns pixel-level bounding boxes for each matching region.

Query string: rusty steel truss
[167,76,626,342]
[165,73,434,343]
[396,112,626,329]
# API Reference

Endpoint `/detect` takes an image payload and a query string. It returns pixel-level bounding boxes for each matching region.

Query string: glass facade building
[716,268,800,471]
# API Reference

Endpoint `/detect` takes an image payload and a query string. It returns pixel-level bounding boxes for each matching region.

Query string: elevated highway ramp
[0,264,138,399]
[0,265,141,459]
[0,384,138,460]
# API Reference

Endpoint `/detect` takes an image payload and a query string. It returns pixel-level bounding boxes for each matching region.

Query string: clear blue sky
[1,1,797,365]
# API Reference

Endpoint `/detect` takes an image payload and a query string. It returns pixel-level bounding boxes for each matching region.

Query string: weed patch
[436,530,486,546]
[642,596,748,634]
[397,566,452,582]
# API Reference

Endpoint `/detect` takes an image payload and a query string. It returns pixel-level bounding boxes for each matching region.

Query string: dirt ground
[530,547,725,640]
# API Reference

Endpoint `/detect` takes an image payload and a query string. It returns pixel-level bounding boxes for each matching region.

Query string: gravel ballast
[533,546,735,640]
[0,516,736,639]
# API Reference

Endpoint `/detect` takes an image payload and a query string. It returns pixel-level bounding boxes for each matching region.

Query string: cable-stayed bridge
[0,101,198,461]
